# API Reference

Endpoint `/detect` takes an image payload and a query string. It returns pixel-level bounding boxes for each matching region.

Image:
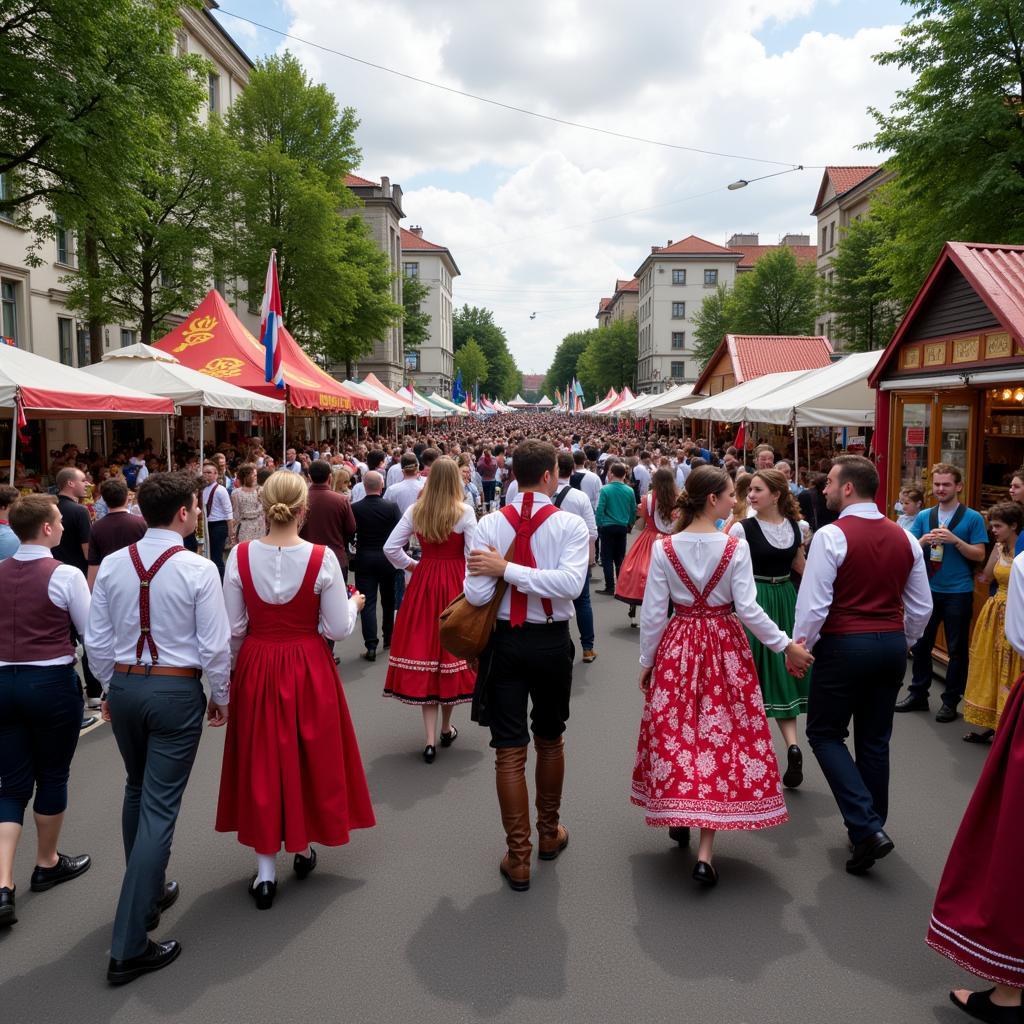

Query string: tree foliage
[692,284,732,369]
[543,330,591,397]
[574,319,638,401]
[453,305,521,398]
[453,337,488,390]
[866,1,1024,302]
[400,273,431,352]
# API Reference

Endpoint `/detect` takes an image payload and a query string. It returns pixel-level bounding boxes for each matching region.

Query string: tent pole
[199,404,207,560]
[282,402,287,464]
[166,415,172,468]
[9,404,17,485]
[792,413,799,473]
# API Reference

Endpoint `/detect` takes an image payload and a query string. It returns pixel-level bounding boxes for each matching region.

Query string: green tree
[453,337,488,392]
[401,273,431,352]
[825,217,905,351]
[543,330,591,397]
[692,283,733,369]
[867,1,1024,303]
[730,247,818,336]
[575,318,638,398]
[453,305,520,398]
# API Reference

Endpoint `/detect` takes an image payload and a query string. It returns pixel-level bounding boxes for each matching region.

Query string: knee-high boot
[535,736,569,860]
[495,746,532,892]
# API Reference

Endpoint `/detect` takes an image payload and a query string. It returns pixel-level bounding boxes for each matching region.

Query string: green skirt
[745,578,810,719]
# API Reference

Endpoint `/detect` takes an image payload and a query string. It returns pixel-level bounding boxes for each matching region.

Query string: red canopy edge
[19,386,174,416]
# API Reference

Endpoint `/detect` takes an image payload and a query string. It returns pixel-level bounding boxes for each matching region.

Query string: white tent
[508,393,530,408]
[585,388,618,413]
[537,394,553,407]
[428,392,470,416]
[739,351,882,428]
[82,343,286,413]
[681,370,815,422]
[638,384,700,418]
[399,386,446,418]
[343,379,406,417]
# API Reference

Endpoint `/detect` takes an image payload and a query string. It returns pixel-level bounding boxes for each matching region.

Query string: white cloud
[277,0,912,376]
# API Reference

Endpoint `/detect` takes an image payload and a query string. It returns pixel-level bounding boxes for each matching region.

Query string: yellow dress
[963,558,1021,729]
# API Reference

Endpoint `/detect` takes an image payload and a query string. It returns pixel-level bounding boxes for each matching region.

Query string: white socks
[256,854,276,884]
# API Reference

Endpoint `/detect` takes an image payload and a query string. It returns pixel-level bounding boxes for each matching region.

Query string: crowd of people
[0,412,1021,1020]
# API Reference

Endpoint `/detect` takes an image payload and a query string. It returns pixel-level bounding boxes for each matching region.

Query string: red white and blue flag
[259,249,285,389]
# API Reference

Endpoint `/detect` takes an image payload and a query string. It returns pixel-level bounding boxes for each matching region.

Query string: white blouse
[644,493,675,534]
[223,541,358,664]
[383,503,477,572]
[728,516,810,550]
[638,532,791,668]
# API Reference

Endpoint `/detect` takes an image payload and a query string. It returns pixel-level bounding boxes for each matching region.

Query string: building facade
[341,174,406,391]
[400,226,459,395]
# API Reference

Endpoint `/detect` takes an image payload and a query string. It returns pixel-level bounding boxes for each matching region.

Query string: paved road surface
[0,566,985,1023]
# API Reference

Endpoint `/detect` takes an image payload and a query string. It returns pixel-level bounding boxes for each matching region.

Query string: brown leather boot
[535,735,569,861]
[495,746,532,891]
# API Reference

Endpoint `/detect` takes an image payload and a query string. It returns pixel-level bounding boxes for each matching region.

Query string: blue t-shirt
[910,505,988,594]
[1017,533,1024,557]
[0,522,18,560]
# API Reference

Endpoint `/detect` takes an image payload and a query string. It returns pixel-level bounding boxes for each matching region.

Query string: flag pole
[9,401,17,485]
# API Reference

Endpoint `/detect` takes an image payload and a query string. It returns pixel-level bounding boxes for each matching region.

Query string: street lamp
[728,165,804,190]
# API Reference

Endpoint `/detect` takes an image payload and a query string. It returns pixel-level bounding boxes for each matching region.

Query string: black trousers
[599,524,628,590]
[354,555,398,652]
[207,520,228,580]
[479,620,574,748]
[909,590,974,708]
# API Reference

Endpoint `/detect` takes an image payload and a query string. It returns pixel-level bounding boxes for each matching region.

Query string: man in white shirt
[87,471,231,984]
[571,450,601,511]
[350,450,387,504]
[554,451,598,663]
[793,455,932,876]
[284,448,303,473]
[632,452,652,499]
[465,440,589,893]
[200,462,232,580]
[385,448,406,488]
[386,453,426,518]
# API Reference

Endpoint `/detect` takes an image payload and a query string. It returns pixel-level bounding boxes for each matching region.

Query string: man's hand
[468,545,508,578]
[100,699,111,722]
[784,642,814,678]
[353,591,366,612]
[207,699,228,727]
[930,526,957,545]
[638,665,653,692]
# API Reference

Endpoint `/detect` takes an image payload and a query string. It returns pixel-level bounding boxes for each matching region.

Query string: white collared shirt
[385,462,405,488]
[578,469,601,510]
[202,482,233,523]
[0,545,91,666]
[85,528,232,703]
[1005,552,1024,657]
[350,481,367,505]
[793,501,932,652]
[633,463,652,498]
[463,492,590,624]
[554,478,597,540]
[386,475,426,518]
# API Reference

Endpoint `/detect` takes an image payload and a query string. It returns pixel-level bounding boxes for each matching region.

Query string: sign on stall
[905,427,926,446]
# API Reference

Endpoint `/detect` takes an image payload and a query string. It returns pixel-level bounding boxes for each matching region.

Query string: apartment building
[595,297,613,327]
[727,233,816,273]
[400,226,459,395]
[341,174,406,391]
[811,166,893,344]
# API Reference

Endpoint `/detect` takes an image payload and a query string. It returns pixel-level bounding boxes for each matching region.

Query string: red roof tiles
[400,227,446,251]
[344,173,379,188]
[812,166,882,214]
[733,244,817,269]
[615,278,639,293]
[654,234,742,257]
[596,297,613,316]
[692,334,833,394]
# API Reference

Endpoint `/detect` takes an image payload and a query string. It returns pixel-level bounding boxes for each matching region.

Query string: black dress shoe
[249,876,276,910]
[949,988,1024,1023]
[440,725,458,748]
[595,588,614,595]
[894,694,929,713]
[107,939,182,985]
[30,852,91,892]
[692,860,719,887]
[846,830,895,875]
[145,880,180,931]
[362,649,376,662]
[423,744,436,764]
[668,826,690,846]
[0,886,16,927]
[293,847,317,880]
[936,703,958,723]
[782,744,804,789]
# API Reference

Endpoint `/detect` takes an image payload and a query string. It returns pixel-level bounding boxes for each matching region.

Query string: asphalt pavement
[0,561,987,1024]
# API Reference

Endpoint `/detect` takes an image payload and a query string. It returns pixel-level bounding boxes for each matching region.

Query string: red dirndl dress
[384,530,477,705]
[926,673,1024,986]
[615,494,668,606]
[215,542,375,854]
[631,535,789,831]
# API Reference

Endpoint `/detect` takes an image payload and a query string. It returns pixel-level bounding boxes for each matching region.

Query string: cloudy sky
[213,0,914,376]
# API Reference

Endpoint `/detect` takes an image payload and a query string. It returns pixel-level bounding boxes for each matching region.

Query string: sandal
[949,988,1023,1023]
[962,729,995,745]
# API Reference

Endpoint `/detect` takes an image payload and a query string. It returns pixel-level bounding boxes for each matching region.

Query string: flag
[474,380,479,413]
[452,369,465,403]
[15,391,27,430]
[734,422,746,451]
[259,250,285,389]
[554,387,562,408]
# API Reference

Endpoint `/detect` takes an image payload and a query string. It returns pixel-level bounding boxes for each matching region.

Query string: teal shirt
[910,504,987,594]
[596,481,637,529]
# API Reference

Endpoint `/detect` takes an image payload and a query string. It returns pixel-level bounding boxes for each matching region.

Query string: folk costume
[615,492,674,609]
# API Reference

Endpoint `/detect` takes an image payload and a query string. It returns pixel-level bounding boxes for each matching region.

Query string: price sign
[905,427,926,446]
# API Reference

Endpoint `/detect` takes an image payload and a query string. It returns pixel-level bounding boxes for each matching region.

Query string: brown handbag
[439,538,516,660]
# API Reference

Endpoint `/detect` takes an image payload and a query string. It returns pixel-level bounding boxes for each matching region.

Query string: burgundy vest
[0,557,75,662]
[822,515,915,635]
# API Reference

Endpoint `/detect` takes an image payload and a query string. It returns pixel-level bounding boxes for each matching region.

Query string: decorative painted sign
[902,348,921,369]
[924,342,946,367]
[172,315,218,353]
[985,332,1012,359]
[951,336,980,363]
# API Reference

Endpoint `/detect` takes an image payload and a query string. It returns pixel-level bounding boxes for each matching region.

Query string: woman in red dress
[383,457,478,762]
[615,467,678,626]
[216,471,375,910]
[631,466,813,887]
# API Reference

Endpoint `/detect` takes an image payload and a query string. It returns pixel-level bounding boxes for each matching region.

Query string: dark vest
[739,517,800,578]
[0,557,75,662]
[822,516,914,635]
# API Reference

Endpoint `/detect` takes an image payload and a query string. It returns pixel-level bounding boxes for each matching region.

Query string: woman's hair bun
[267,501,294,523]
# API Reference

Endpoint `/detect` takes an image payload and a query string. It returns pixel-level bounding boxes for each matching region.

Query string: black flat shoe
[361,649,376,663]
[293,847,317,880]
[107,939,181,985]
[145,880,180,931]
[382,639,391,649]
[0,886,16,927]
[936,704,959,723]
[423,744,436,764]
[949,988,1023,1023]
[30,852,91,892]
[846,830,895,875]
[692,860,718,887]
[894,694,929,713]
[249,876,276,910]
[782,745,804,789]
[668,826,690,846]
[440,725,458,748]
[595,588,614,596]
[963,729,995,744]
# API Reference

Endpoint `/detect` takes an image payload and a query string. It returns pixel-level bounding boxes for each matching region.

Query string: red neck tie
[509,493,534,627]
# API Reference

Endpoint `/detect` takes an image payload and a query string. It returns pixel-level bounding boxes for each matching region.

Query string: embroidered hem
[387,654,470,674]
[383,689,474,707]
[630,791,788,831]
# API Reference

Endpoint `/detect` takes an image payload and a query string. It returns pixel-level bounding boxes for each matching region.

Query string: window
[671,331,685,350]
[55,216,72,265]
[671,268,686,285]
[208,72,220,114]
[160,268,173,289]
[214,273,226,298]
[403,262,419,278]
[404,351,420,371]
[829,221,835,250]
[671,301,685,319]
[703,269,718,286]
[76,324,89,367]
[821,226,828,254]
[120,328,136,348]
[57,317,74,364]
[670,361,686,379]
[0,174,12,223]
[1,281,18,344]
[175,29,188,57]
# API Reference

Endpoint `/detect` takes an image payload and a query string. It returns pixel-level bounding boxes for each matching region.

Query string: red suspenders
[127,543,186,665]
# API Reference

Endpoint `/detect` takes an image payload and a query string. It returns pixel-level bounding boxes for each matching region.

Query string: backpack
[553,486,571,509]
[569,471,584,490]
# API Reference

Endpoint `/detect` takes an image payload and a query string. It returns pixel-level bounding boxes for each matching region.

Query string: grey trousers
[107,671,205,960]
